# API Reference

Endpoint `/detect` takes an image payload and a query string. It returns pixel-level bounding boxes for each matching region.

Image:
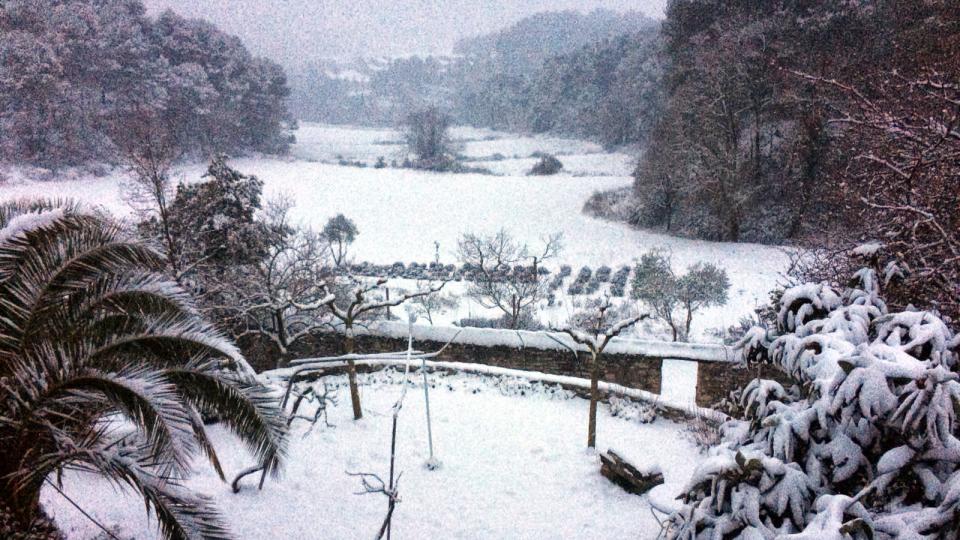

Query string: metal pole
[385,287,391,319]
[421,354,437,468]
[407,313,439,470]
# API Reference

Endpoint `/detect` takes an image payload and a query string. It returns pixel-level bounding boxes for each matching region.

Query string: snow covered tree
[527,154,563,176]
[0,0,294,167]
[320,277,446,420]
[666,263,960,539]
[630,250,729,341]
[557,298,647,448]
[457,229,562,329]
[402,106,454,170]
[141,155,271,288]
[322,213,358,267]
[217,197,335,365]
[0,200,287,539]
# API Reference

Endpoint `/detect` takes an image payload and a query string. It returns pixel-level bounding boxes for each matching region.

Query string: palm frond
[24,272,200,354]
[83,314,250,375]
[0,199,79,225]
[35,441,232,540]
[165,365,287,478]
[9,350,198,478]
[0,214,164,364]
[0,199,277,536]
[186,406,226,482]
[0,199,80,243]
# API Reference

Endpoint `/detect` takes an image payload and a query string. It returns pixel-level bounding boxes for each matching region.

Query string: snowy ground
[288,123,610,166]
[42,369,701,539]
[0,123,791,340]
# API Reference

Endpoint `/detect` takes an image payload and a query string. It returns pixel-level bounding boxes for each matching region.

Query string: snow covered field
[0,123,791,340]
[288,123,610,166]
[42,369,700,539]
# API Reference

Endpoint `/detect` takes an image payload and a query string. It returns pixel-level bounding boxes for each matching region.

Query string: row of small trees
[455,229,729,341]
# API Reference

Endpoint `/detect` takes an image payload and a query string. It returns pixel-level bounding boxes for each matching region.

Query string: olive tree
[322,213,358,267]
[630,250,729,341]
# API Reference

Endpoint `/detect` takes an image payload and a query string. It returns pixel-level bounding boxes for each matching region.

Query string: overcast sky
[142,0,667,68]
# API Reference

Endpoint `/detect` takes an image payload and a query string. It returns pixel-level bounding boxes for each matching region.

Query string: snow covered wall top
[349,321,738,363]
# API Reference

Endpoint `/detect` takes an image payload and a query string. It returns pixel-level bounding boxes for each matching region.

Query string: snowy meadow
[0,123,790,341]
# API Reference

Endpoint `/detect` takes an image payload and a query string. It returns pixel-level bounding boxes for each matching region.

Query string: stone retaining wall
[694,362,795,406]
[248,330,798,408]
[292,333,665,396]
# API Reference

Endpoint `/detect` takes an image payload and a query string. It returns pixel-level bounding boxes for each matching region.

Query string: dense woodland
[631,0,958,239]
[0,0,294,168]
[632,0,959,322]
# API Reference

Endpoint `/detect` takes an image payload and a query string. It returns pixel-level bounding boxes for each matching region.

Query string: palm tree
[0,200,287,539]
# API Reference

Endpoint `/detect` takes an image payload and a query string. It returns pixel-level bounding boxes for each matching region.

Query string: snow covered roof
[350,321,738,363]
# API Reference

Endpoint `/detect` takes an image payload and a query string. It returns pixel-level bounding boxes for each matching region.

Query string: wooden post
[587,350,599,448]
[345,322,363,420]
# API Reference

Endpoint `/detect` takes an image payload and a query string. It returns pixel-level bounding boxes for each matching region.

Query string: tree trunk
[344,324,363,420]
[275,309,288,368]
[587,351,599,448]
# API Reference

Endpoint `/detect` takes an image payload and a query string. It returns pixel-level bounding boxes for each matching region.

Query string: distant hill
[454,9,657,75]
[288,8,662,142]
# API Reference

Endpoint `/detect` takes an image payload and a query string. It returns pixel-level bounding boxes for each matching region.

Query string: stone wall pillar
[695,362,793,407]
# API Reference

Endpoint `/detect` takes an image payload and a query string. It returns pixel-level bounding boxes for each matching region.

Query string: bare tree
[406,280,461,325]
[117,110,183,276]
[457,229,562,329]
[320,277,446,419]
[793,69,960,321]
[219,197,335,364]
[556,297,648,448]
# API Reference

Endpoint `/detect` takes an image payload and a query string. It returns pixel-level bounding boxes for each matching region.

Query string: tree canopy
[0,0,294,167]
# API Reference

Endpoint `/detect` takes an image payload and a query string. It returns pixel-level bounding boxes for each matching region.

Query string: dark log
[599,449,664,495]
